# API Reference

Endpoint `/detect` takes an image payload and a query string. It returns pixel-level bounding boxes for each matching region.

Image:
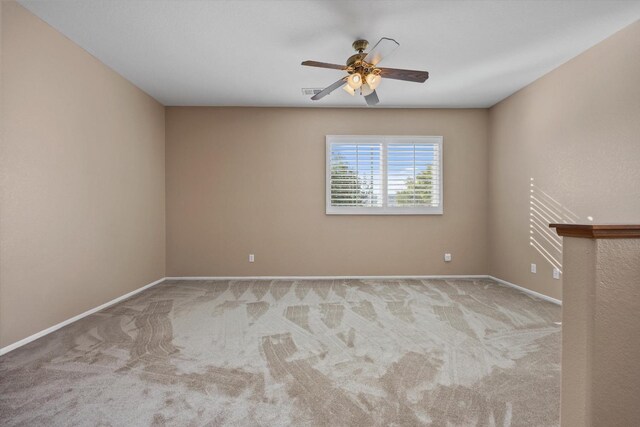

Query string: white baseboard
[0,277,166,357]
[165,275,491,281]
[488,275,562,305]
[1,274,559,356]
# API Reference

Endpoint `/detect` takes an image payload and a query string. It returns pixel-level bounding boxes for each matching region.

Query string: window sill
[326,208,443,215]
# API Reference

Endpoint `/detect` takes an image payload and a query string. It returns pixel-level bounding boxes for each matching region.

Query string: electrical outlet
[553,268,561,280]
[249,254,255,263]
[444,253,452,262]
[531,263,537,273]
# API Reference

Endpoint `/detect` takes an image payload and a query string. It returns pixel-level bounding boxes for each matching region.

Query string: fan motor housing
[346,53,367,68]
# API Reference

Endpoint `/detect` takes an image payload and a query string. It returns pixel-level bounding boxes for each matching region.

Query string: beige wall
[488,21,640,300]
[0,2,166,347]
[166,107,489,277]
[561,236,640,426]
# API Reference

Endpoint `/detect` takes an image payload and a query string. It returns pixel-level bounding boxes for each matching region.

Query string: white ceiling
[19,0,640,108]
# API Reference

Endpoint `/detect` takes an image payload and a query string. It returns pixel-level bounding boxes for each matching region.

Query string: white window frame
[326,135,443,215]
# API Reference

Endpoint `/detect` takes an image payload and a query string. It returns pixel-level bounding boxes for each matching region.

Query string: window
[326,136,443,215]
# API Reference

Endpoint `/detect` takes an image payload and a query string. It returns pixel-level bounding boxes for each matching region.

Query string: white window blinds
[326,136,443,215]
[329,143,383,207]
[387,142,440,208]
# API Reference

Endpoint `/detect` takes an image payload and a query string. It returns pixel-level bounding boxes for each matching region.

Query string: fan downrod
[347,40,369,68]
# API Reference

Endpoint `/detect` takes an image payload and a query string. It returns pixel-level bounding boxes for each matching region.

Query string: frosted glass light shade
[366,73,381,90]
[347,73,363,89]
[360,83,374,96]
[342,84,356,96]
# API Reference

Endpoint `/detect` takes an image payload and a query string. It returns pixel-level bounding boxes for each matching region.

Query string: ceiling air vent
[301,88,324,96]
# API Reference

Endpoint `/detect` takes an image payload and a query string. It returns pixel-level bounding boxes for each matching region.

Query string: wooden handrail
[549,224,640,238]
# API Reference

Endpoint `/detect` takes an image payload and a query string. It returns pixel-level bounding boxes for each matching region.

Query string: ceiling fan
[301,38,429,106]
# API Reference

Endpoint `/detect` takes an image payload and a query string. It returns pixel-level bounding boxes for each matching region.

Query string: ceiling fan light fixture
[342,84,356,96]
[347,73,363,89]
[301,37,429,104]
[366,73,381,90]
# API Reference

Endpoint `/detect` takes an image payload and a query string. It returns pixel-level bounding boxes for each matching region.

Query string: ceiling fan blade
[311,77,347,100]
[364,90,379,106]
[364,37,399,66]
[379,67,429,83]
[301,60,347,71]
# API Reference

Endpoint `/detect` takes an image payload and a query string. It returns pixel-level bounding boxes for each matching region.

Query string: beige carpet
[0,278,560,426]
